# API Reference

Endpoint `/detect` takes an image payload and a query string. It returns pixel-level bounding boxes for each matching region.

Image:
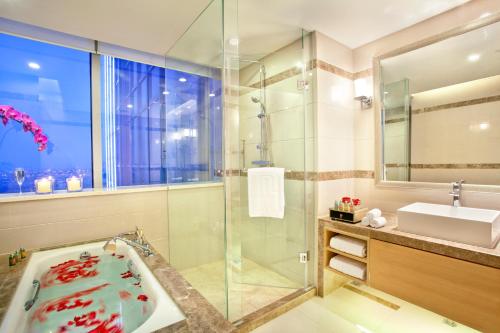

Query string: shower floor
[180,258,301,321]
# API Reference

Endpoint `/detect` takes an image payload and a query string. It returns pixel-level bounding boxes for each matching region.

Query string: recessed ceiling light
[384,91,389,95]
[209,93,215,97]
[28,62,40,70]
[126,104,133,109]
[467,54,481,62]
[178,77,187,83]
[162,91,170,95]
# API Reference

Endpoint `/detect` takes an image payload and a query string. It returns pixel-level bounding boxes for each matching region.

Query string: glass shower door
[224,29,313,319]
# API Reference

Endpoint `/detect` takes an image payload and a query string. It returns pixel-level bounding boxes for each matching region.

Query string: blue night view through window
[0,33,92,193]
[101,56,222,187]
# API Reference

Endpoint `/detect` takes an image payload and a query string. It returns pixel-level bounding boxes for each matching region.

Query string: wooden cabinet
[369,239,500,333]
[323,227,369,283]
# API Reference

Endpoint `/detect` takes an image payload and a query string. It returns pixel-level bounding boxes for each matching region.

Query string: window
[165,68,222,183]
[0,32,222,194]
[101,56,222,187]
[0,33,92,193]
[101,56,167,187]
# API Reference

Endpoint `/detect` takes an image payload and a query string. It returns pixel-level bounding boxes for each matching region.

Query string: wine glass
[14,168,25,195]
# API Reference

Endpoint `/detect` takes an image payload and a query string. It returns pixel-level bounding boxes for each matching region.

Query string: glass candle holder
[66,176,83,192]
[35,177,54,194]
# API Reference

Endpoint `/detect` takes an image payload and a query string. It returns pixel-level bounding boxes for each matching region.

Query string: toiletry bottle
[20,248,27,259]
[14,250,19,263]
[9,254,16,266]
[334,200,339,210]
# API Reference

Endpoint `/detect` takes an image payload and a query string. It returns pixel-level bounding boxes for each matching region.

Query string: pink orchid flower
[6,108,22,121]
[0,105,48,152]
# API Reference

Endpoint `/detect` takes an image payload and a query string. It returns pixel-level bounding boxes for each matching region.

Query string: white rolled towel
[366,208,382,220]
[370,216,387,229]
[329,235,367,258]
[329,255,366,280]
[360,216,370,226]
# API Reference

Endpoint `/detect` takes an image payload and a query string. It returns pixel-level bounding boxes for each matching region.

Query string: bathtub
[0,241,185,333]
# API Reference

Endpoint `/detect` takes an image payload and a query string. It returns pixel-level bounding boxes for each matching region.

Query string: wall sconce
[354,78,373,109]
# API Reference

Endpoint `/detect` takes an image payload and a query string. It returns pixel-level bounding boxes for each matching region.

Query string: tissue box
[330,207,367,223]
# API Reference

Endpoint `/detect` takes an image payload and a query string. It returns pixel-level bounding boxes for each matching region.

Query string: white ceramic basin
[397,202,500,248]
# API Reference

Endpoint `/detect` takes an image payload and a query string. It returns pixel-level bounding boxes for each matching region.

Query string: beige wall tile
[315,32,354,73]
[317,137,354,172]
[317,179,355,216]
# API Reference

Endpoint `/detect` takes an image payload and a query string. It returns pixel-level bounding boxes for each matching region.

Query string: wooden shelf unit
[323,226,369,283]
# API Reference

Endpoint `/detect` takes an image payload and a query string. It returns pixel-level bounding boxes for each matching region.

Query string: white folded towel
[330,235,367,258]
[370,216,387,229]
[248,167,285,219]
[329,255,366,280]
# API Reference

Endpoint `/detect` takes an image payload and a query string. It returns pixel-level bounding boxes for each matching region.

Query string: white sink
[397,202,500,248]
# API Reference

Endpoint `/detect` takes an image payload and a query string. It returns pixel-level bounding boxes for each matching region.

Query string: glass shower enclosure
[165,0,314,321]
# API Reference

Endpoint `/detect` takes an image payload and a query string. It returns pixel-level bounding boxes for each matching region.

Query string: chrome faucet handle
[134,226,145,245]
[451,180,465,191]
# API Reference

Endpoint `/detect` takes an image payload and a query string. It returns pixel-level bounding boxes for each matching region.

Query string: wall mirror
[375,15,500,187]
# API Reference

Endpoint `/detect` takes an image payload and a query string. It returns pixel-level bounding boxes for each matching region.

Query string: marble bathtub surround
[317,215,500,296]
[0,238,236,333]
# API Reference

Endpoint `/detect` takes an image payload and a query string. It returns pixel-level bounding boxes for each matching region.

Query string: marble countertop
[320,213,500,269]
[0,240,235,333]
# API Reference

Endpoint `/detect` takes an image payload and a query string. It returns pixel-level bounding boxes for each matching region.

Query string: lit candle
[35,178,53,194]
[66,176,82,192]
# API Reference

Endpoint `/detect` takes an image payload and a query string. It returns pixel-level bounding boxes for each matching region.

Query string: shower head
[251,96,266,113]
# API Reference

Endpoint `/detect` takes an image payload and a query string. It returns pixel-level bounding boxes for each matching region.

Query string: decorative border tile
[226,170,374,181]
[384,164,500,169]
[412,95,500,115]
[234,287,316,332]
[244,58,370,91]
[342,284,400,310]
[312,59,354,80]
[353,68,373,80]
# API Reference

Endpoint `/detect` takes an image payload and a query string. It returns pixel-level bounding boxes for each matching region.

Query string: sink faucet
[449,180,465,207]
[103,227,154,257]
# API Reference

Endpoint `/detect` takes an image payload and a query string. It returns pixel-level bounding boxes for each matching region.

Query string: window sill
[0,182,223,203]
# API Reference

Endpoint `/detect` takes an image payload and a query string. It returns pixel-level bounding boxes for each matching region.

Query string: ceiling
[381,20,500,94]
[0,0,212,55]
[238,0,470,58]
[0,0,470,60]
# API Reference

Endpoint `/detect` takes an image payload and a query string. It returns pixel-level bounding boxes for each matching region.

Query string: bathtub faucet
[103,227,154,257]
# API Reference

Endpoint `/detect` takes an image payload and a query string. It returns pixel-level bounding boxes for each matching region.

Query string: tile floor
[180,258,300,321]
[252,281,478,333]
